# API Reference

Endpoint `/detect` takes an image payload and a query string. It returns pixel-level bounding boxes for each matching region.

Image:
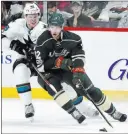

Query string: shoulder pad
[8,18,25,28]
[63,31,81,42]
[2,18,26,40]
[37,30,53,47]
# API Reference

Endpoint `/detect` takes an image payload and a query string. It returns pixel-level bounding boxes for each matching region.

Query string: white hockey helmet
[23,3,40,15]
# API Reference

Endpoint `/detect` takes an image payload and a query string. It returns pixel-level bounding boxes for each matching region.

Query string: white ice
[2,99,128,133]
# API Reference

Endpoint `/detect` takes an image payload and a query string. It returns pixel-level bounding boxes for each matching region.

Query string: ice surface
[2,99,128,133]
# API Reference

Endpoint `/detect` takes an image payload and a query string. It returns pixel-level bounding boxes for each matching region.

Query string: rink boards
[2,87,128,100]
[2,30,128,100]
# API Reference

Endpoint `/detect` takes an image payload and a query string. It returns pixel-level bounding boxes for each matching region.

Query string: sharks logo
[23,35,35,48]
[10,35,35,55]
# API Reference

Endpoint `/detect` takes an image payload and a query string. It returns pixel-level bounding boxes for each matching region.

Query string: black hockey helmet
[48,13,64,27]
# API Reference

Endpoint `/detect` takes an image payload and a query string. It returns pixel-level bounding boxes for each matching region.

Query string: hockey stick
[69,65,113,128]
[23,49,57,93]
[76,79,113,129]
[30,59,113,130]
[31,63,57,93]
[24,47,112,128]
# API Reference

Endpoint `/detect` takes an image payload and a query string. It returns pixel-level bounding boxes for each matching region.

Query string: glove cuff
[55,56,64,68]
[72,67,85,73]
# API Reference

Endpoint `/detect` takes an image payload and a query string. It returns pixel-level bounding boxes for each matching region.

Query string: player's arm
[2,21,21,40]
[2,20,23,51]
[2,22,14,50]
[35,36,49,73]
[43,55,72,71]
[43,37,85,71]
[71,37,86,84]
[71,38,85,68]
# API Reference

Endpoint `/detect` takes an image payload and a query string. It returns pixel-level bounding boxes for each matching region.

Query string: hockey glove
[55,56,72,71]
[26,49,36,67]
[72,67,85,88]
[10,40,26,55]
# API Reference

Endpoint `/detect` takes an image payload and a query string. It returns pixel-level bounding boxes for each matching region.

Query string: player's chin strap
[75,79,113,128]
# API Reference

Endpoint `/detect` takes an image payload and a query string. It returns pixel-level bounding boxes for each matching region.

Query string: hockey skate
[71,109,86,124]
[111,111,127,122]
[25,103,35,122]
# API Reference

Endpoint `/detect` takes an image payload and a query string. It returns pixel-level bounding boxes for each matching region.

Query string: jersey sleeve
[2,20,24,40]
[35,34,49,73]
[71,38,85,68]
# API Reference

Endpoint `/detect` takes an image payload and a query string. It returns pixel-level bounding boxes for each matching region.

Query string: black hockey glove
[72,67,85,89]
[55,56,72,71]
[26,49,36,67]
[26,49,37,76]
[10,40,30,55]
[10,40,26,55]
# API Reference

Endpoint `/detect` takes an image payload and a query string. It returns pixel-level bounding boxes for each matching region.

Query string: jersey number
[35,51,43,67]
